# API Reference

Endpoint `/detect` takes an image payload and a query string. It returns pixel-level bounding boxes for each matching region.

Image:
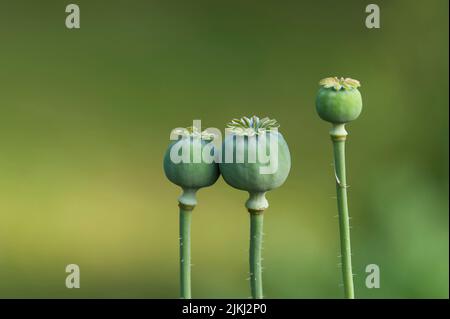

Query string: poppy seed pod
[219,130,291,211]
[220,132,291,192]
[163,130,220,207]
[219,116,291,212]
[316,77,362,124]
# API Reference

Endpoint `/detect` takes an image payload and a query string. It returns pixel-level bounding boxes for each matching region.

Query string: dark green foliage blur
[0,0,448,298]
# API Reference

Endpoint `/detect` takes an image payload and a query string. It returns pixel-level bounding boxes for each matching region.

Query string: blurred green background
[0,0,448,298]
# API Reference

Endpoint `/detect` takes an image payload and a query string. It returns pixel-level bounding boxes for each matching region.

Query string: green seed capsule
[219,132,291,193]
[163,130,220,207]
[315,77,363,124]
[163,138,220,190]
[219,116,291,211]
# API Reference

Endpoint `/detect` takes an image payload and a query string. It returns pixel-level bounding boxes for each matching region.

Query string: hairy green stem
[179,204,193,299]
[249,212,264,299]
[331,124,355,299]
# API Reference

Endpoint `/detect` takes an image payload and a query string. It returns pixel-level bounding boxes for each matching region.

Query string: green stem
[330,124,355,299]
[249,212,264,299]
[179,204,193,299]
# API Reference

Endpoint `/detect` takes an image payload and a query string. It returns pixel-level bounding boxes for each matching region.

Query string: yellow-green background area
[0,0,448,298]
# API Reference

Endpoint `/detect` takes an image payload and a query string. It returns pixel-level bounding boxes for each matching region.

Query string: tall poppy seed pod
[219,116,291,299]
[315,77,363,299]
[163,127,220,299]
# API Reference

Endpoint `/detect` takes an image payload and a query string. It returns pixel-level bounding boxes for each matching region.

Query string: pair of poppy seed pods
[164,116,291,212]
[163,77,363,299]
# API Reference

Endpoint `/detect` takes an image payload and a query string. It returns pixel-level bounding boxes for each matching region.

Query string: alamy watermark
[168,120,279,174]
[365,4,380,29]
[65,264,80,288]
[365,264,380,288]
[65,4,80,29]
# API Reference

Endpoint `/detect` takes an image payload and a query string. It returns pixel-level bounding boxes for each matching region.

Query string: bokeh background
[0,0,448,298]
